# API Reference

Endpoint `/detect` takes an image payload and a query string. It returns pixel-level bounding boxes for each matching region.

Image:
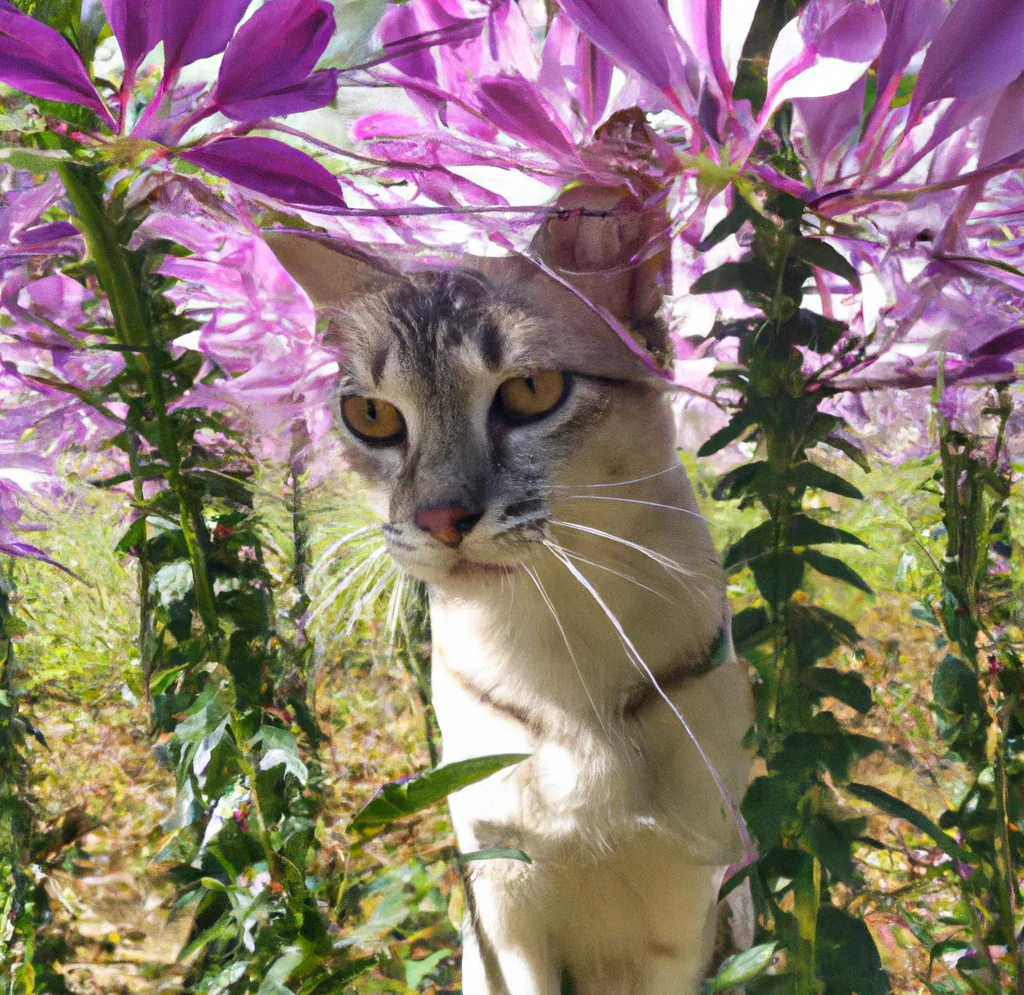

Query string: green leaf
[777,715,881,782]
[458,848,532,864]
[750,551,805,603]
[0,146,74,172]
[802,813,863,882]
[790,237,861,290]
[932,654,980,714]
[801,549,872,594]
[257,726,308,785]
[787,515,867,549]
[114,517,146,554]
[723,520,774,571]
[405,948,452,989]
[697,411,757,458]
[298,957,378,995]
[791,604,861,650]
[697,192,760,251]
[258,947,306,995]
[815,906,889,995]
[823,434,871,472]
[846,782,968,860]
[348,754,528,837]
[705,942,777,991]
[690,259,776,297]
[802,667,873,714]
[712,461,766,501]
[789,461,864,500]
[781,309,847,353]
[731,606,773,653]
[742,775,799,850]
[175,684,232,744]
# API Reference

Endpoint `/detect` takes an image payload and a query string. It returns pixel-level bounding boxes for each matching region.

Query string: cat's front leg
[461,869,561,995]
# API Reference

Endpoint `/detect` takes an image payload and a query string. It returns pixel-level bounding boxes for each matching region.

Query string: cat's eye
[496,372,568,423]
[341,394,406,445]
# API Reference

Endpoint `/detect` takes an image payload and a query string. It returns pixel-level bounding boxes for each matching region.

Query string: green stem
[0,566,31,990]
[229,716,281,882]
[58,163,221,639]
[124,419,153,694]
[993,713,1020,968]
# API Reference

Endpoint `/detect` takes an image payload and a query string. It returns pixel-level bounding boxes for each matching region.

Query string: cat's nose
[414,503,483,548]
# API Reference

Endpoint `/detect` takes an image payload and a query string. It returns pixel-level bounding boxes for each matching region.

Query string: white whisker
[386,573,408,646]
[544,541,676,604]
[343,562,398,638]
[549,519,697,579]
[555,494,707,522]
[542,541,754,862]
[307,525,378,582]
[546,464,686,491]
[523,564,607,733]
[309,545,386,622]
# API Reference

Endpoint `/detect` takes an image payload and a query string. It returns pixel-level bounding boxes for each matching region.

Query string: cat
[268,183,753,995]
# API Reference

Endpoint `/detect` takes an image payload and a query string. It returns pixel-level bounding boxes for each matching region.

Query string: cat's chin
[390,553,520,587]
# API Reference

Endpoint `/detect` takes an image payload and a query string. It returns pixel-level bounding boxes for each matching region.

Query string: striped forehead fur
[346,270,519,386]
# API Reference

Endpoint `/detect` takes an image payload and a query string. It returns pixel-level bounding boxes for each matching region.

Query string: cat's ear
[528,183,670,353]
[264,232,398,309]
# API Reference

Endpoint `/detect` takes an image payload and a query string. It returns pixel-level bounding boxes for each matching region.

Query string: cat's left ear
[528,180,671,355]
[264,232,398,309]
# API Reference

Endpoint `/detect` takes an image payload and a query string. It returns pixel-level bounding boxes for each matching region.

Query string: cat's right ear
[264,232,398,310]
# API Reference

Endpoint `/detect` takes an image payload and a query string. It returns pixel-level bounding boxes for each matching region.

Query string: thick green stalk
[124,421,153,691]
[0,567,30,994]
[58,164,221,639]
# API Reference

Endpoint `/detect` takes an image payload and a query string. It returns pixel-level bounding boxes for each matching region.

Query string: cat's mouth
[384,544,520,583]
[449,558,517,577]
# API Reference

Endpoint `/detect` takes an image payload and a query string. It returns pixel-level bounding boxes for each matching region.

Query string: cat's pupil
[366,399,377,421]
[524,376,536,394]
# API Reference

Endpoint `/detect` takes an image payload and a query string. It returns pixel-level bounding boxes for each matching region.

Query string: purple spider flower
[0,0,347,210]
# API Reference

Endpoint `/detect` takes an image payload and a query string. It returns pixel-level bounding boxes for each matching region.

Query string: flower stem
[58,163,221,639]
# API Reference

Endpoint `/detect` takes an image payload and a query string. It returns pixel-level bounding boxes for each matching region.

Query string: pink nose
[414,504,482,548]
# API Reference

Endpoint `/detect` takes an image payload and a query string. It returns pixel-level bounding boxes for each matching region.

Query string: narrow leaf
[697,411,756,458]
[0,147,73,172]
[791,237,861,289]
[788,514,867,549]
[690,259,775,297]
[824,434,871,472]
[723,520,774,571]
[458,848,532,864]
[707,942,778,991]
[846,782,967,860]
[731,606,773,653]
[802,667,874,713]
[349,754,528,836]
[790,461,864,499]
[801,549,873,594]
[697,192,760,251]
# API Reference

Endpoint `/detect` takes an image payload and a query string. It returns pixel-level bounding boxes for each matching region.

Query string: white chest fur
[428,474,753,995]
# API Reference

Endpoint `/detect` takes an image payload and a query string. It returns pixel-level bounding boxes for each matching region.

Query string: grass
[6,448,1020,993]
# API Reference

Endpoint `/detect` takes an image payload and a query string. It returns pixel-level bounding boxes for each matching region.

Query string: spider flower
[0,0,347,209]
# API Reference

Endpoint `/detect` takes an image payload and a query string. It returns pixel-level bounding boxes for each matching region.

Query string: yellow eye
[341,395,406,445]
[497,372,568,423]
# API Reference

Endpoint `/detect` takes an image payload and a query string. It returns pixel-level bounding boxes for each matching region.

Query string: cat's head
[269,186,680,588]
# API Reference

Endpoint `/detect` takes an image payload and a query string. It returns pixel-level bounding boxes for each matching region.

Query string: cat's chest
[429,590,654,719]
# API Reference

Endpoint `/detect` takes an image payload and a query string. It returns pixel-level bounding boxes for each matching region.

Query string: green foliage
[0,162,506,995]
[696,183,889,994]
[348,754,528,839]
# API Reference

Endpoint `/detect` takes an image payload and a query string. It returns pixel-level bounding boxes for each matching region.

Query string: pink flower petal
[0,2,114,126]
[213,0,337,122]
[179,137,346,210]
